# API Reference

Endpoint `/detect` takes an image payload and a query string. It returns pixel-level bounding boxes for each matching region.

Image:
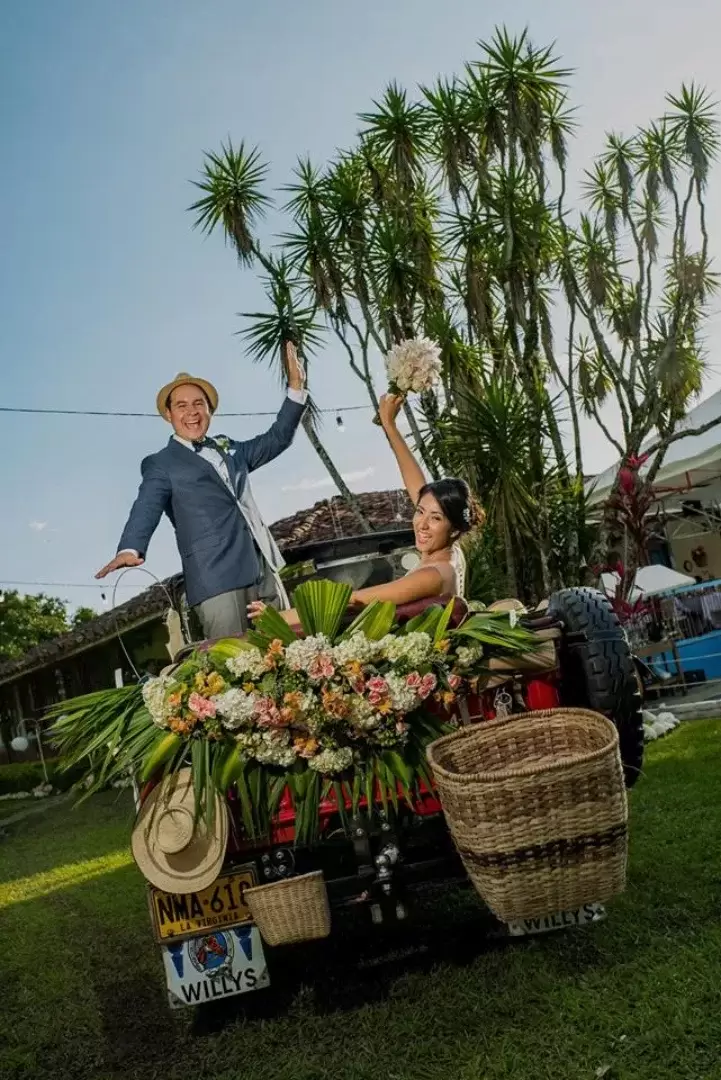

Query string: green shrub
[0,757,87,795]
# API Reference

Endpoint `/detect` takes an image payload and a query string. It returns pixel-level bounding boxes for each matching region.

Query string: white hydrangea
[285,634,332,672]
[455,644,484,669]
[333,632,383,666]
[211,688,257,730]
[348,695,378,729]
[380,631,433,666]
[226,647,266,679]
[385,672,421,713]
[142,676,175,729]
[308,746,354,774]
[385,337,442,395]
[235,729,297,768]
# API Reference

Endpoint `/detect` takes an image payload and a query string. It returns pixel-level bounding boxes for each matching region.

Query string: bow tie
[192,436,214,453]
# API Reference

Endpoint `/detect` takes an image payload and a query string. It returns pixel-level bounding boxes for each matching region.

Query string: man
[96,342,306,638]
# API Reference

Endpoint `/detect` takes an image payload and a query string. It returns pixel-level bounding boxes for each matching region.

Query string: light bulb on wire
[335,414,345,432]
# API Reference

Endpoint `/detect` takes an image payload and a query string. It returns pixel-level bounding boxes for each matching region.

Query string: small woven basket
[427,708,628,922]
[245,871,331,946]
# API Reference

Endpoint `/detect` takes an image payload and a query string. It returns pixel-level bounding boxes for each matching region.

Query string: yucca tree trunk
[301,413,373,534]
[499,509,519,598]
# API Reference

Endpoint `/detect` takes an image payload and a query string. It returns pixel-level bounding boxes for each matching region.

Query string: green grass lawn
[0,796,40,821]
[1,721,720,1080]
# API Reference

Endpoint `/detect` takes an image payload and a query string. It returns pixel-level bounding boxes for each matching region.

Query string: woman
[248,393,480,623]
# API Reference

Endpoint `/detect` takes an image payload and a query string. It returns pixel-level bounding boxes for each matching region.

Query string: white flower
[348,695,378,729]
[380,631,433,667]
[308,746,354,774]
[385,338,442,395]
[212,688,257,730]
[142,675,176,729]
[385,672,421,713]
[226,647,266,680]
[333,633,383,666]
[235,729,297,768]
[455,644,484,670]
[285,634,332,672]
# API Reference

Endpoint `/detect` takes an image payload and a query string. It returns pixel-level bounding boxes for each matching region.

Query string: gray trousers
[194,561,280,639]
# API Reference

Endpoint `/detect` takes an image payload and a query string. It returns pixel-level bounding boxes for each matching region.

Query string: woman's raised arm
[378,394,426,506]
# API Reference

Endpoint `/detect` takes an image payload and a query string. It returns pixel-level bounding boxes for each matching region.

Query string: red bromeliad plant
[596,452,659,612]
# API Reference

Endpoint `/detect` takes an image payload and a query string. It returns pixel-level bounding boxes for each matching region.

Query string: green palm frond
[665,83,720,185]
[189,141,271,264]
[359,81,428,191]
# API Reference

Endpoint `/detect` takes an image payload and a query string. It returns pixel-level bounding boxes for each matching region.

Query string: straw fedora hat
[156,372,219,418]
[131,768,228,893]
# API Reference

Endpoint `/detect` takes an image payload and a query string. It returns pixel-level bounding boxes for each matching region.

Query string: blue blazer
[117,397,305,607]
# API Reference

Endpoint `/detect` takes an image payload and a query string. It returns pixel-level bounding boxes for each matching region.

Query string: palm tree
[559,84,720,586]
[189,141,373,533]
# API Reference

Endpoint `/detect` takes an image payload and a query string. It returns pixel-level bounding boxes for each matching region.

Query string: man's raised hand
[95,551,144,579]
[282,340,306,391]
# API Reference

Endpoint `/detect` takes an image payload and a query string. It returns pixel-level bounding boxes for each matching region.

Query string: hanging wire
[109,567,177,682]
[0,403,371,419]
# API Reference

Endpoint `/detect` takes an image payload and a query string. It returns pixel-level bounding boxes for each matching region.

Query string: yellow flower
[243,682,255,694]
[207,672,226,695]
[435,639,451,654]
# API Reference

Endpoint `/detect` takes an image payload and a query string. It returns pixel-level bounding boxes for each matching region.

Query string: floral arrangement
[373,337,442,424]
[385,337,442,396]
[48,581,538,843]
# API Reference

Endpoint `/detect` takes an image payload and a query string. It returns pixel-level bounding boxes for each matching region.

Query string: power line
[0,580,137,590]
[0,403,372,418]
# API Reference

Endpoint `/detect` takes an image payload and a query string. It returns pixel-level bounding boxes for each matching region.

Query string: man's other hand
[95,552,144,579]
[282,340,306,391]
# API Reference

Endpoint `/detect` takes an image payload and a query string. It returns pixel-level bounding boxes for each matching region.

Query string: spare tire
[547,587,644,788]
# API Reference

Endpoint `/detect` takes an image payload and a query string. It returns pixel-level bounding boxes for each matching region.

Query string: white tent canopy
[586,387,721,507]
[600,564,695,603]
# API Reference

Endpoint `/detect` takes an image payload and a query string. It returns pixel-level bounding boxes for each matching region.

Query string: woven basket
[245,871,331,946]
[427,708,628,922]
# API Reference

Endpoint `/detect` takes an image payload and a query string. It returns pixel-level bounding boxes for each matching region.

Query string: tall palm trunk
[301,413,373,533]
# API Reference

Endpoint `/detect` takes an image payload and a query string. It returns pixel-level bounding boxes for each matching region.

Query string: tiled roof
[0,490,414,684]
[272,489,413,550]
[0,575,186,686]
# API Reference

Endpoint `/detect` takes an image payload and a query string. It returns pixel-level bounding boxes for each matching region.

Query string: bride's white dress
[405,543,466,599]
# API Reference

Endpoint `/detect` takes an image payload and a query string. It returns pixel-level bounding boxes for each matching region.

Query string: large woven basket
[427,709,628,922]
[245,871,331,946]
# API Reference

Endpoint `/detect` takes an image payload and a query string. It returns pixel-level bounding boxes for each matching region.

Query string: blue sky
[2,0,720,613]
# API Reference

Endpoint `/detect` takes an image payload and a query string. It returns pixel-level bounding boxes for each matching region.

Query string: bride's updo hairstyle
[417,479,484,537]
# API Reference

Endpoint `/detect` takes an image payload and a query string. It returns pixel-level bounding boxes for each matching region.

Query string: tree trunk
[499,509,519,598]
[301,413,374,533]
[402,402,439,480]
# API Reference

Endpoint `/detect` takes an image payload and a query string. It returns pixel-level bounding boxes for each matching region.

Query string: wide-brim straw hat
[156,372,219,417]
[131,768,228,893]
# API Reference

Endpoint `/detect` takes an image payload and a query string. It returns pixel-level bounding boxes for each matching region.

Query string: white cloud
[28,521,48,532]
[282,467,376,493]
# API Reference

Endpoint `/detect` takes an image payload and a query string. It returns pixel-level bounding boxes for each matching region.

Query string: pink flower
[366,676,389,706]
[308,654,335,681]
[448,674,463,691]
[188,692,216,720]
[253,696,283,728]
[405,672,423,690]
[419,673,437,700]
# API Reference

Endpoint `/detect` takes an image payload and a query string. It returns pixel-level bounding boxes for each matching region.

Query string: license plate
[149,865,257,943]
[162,925,269,1009]
[506,902,606,937]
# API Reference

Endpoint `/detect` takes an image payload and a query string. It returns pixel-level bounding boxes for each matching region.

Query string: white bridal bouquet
[374,337,442,423]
